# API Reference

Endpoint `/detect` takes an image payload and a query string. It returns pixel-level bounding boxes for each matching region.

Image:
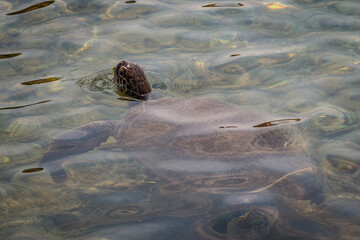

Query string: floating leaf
[22,168,44,173]
[143,181,156,184]
[0,100,51,110]
[21,77,61,85]
[253,118,301,128]
[6,0,55,16]
[202,3,244,8]
[0,53,22,59]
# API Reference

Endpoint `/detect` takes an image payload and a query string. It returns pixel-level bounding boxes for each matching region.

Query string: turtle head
[113,61,152,99]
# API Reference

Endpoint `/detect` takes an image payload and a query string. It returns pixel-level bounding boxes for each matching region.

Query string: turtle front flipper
[40,120,119,183]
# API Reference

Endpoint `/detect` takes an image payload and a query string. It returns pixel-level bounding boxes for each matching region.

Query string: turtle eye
[119,66,127,77]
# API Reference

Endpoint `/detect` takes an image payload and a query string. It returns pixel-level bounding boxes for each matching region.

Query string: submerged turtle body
[113,97,315,196]
[40,61,317,198]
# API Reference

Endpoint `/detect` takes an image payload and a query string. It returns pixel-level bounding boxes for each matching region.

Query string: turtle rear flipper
[40,120,119,183]
[41,162,68,183]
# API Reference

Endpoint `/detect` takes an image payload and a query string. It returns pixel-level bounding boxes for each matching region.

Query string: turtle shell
[113,97,314,194]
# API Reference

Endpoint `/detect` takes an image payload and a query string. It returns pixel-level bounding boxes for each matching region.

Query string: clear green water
[0,0,360,239]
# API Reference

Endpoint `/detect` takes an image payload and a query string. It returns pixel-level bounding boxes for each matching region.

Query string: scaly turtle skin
[40,61,319,202]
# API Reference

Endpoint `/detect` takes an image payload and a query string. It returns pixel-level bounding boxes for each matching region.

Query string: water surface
[1,0,360,239]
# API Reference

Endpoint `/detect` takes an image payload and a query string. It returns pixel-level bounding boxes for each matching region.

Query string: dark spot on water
[326,155,358,174]
[144,38,159,48]
[21,77,61,85]
[230,53,241,57]
[219,125,238,129]
[107,207,140,218]
[288,218,325,234]
[125,0,136,3]
[22,167,44,173]
[350,94,360,101]
[253,118,301,128]
[42,213,80,232]
[202,3,244,8]
[212,218,228,234]
[6,1,55,15]
[214,178,246,185]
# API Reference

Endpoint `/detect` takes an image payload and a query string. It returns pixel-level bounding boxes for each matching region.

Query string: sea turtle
[39,61,319,199]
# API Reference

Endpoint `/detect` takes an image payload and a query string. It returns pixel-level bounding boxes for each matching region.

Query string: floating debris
[143,180,156,184]
[219,125,238,128]
[0,100,51,110]
[0,53,22,59]
[22,168,44,173]
[21,77,61,85]
[253,118,301,128]
[202,3,244,8]
[6,0,55,15]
